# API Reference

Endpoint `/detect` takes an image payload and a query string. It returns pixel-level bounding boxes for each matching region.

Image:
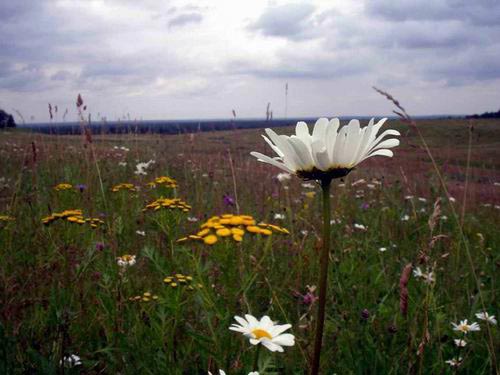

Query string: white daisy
[229,314,295,352]
[134,160,155,175]
[60,354,82,367]
[378,247,387,252]
[445,357,462,367]
[187,216,199,222]
[251,118,399,181]
[454,339,467,347]
[413,267,424,278]
[353,223,367,231]
[401,214,410,221]
[452,319,481,334]
[475,311,497,325]
[273,213,285,220]
[136,230,146,236]
[116,254,136,268]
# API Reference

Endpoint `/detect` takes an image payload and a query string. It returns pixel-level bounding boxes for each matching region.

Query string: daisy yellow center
[251,329,272,340]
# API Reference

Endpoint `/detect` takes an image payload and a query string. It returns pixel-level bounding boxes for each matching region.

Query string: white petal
[234,316,249,327]
[295,121,311,142]
[262,135,284,158]
[250,152,293,173]
[360,149,394,162]
[326,118,340,161]
[270,323,292,336]
[245,314,259,327]
[261,340,283,352]
[289,136,314,170]
[271,333,295,346]
[312,118,328,144]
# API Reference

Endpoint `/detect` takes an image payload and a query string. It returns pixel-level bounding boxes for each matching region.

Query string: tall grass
[0,117,498,374]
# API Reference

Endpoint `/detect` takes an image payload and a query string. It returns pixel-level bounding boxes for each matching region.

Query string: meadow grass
[0,119,498,374]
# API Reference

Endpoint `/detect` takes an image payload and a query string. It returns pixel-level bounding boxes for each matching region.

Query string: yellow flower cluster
[129,291,159,302]
[54,183,73,191]
[111,183,137,192]
[163,273,201,290]
[0,215,15,222]
[177,214,289,245]
[41,209,104,228]
[147,176,178,189]
[144,197,191,212]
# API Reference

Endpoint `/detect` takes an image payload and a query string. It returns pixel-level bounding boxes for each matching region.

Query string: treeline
[467,109,500,119]
[0,109,16,128]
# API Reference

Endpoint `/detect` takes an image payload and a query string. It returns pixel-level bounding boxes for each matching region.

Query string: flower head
[229,314,295,352]
[116,254,136,268]
[445,357,462,367]
[60,354,82,367]
[251,118,399,181]
[475,311,497,325]
[454,339,467,347]
[452,319,480,334]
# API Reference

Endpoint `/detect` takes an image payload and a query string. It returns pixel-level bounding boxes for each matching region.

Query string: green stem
[253,344,261,371]
[311,178,332,375]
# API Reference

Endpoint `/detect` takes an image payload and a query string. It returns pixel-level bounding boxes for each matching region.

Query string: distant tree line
[0,109,16,128]
[467,108,500,119]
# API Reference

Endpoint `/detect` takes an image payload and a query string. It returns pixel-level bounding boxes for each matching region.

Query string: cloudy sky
[1,0,499,123]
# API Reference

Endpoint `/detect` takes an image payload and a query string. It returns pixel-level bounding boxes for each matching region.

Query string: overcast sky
[1,0,499,123]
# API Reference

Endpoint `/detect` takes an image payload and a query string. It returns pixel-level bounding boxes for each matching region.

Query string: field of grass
[0,118,499,374]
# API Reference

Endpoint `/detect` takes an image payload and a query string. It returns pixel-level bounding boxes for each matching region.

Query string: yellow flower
[177,214,289,245]
[144,197,191,212]
[111,183,137,192]
[54,183,73,191]
[147,176,178,189]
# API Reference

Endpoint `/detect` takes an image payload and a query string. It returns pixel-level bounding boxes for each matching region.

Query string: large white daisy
[229,314,295,352]
[250,118,400,181]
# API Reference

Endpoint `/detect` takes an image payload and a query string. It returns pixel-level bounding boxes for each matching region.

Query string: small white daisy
[187,216,199,222]
[273,213,285,220]
[445,357,462,367]
[229,314,295,352]
[136,230,146,236]
[378,247,387,252]
[60,354,82,367]
[413,267,424,278]
[454,339,467,347]
[353,223,367,231]
[401,214,410,221]
[452,319,480,334]
[475,311,497,325]
[116,254,136,268]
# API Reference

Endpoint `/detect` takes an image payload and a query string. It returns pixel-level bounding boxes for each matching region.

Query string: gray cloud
[366,0,500,26]
[249,3,317,40]
[168,12,203,28]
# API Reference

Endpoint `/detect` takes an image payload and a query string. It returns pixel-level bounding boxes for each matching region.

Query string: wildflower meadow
[0,112,499,374]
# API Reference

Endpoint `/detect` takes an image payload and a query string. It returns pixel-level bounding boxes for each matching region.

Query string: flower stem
[311,178,332,375]
[253,344,261,371]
